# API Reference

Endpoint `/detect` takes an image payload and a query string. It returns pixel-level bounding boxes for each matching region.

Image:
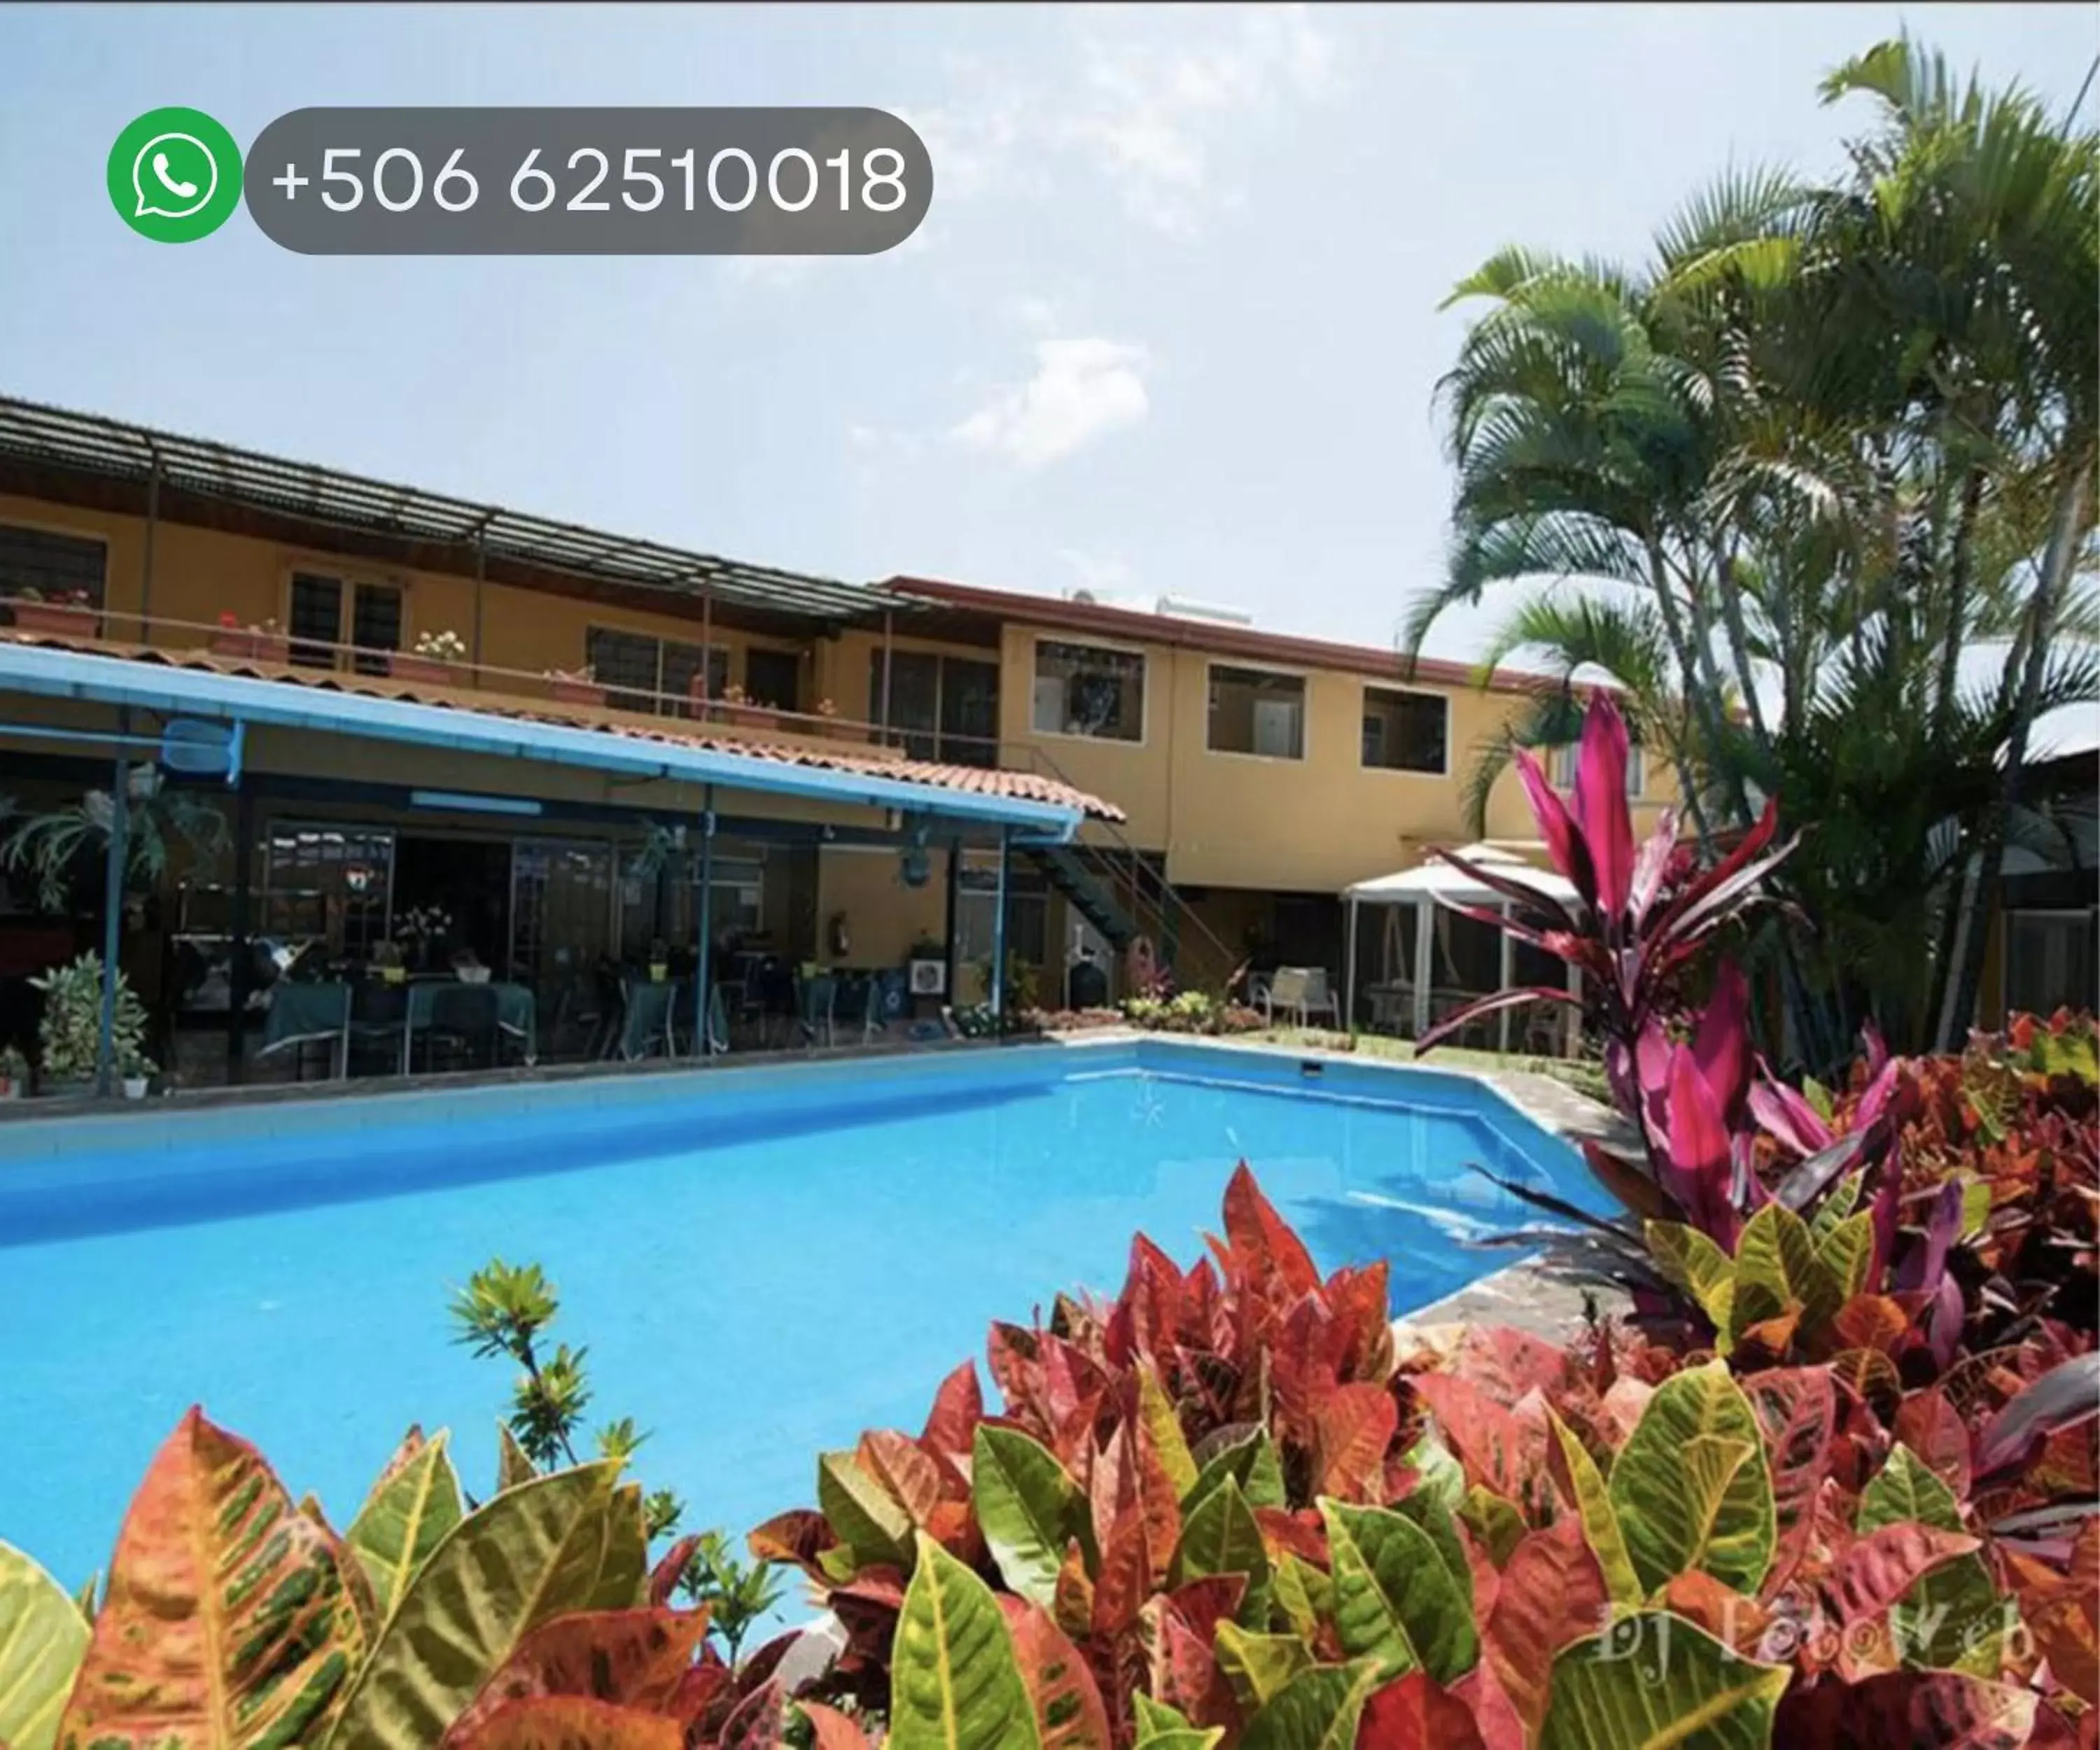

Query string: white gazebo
[1340,844,1583,1049]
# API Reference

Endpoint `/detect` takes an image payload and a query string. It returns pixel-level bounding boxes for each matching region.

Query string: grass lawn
[1242,1027,1613,1105]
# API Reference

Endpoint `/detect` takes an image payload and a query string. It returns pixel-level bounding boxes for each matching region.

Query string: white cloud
[1057,548,1135,595]
[952,337,1151,468]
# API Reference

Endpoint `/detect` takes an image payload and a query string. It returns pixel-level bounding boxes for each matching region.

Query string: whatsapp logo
[107,107,243,242]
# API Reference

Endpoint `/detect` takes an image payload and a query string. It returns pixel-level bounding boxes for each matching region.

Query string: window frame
[283,563,407,674]
[1028,634,1149,747]
[0,517,111,608]
[584,623,727,718]
[1205,659,1309,762]
[1550,738,1646,798]
[1359,683,1451,778]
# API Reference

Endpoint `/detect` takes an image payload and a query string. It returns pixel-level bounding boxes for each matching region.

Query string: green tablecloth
[405,981,537,1064]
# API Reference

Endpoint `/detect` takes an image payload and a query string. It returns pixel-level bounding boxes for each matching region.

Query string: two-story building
[0,392,1658,1089]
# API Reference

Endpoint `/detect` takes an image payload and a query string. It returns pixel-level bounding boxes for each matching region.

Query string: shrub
[29,951,149,1088]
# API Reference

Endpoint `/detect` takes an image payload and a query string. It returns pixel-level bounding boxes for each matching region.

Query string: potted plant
[718,683,776,732]
[119,1047,154,1100]
[29,951,149,1098]
[813,696,860,741]
[392,905,452,974]
[372,940,408,986]
[8,587,98,638]
[0,1045,27,1100]
[388,629,468,685]
[208,611,288,664]
[648,937,669,983]
[545,664,605,708]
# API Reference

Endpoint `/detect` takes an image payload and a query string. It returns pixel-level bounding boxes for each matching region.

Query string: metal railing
[6,600,1243,994]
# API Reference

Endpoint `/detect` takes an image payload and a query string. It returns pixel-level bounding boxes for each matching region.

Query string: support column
[942,837,961,1009]
[1344,895,1359,1032]
[1412,899,1433,1038]
[139,451,161,644]
[470,537,487,687]
[226,781,255,1082]
[96,710,131,1098]
[699,586,714,720]
[990,827,1009,1023]
[696,785,715,1057]
[878,609,894,743]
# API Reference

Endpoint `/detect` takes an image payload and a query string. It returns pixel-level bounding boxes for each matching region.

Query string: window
[869,650,1001,766]
[1550,740,1645,797]
[261,822,395,961]
[0,523,106,605]
[2005,910,2097,1018]
[1208,665,1306,759]
[1032,640,1144,742]
[288,572,402,675]
[692,853,766,937]
[744,648,802,713]
[1361,687,1448,774]
[584,626,726,716]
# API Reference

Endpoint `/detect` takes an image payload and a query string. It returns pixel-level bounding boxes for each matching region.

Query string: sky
[1,2,2096,670]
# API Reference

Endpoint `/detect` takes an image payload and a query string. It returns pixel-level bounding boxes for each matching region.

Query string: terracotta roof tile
[0,631,1127,823]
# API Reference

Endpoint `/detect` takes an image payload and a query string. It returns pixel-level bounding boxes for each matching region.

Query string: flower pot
[725,706,778,732]
[550,678,606,708]
[10,601,97,638]
[387,654,461,686]
[648,964,668,984]
[209,629,290,664]
[122,1075,149,1100]
[0,1079,20,1101]
[380,965,407,986]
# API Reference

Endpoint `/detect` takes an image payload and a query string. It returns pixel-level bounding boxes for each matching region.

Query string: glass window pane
[351,583,402,676]
[0,523,106,606]
[1208,665,1305,758]
[746,648,800,713]
[288,573,343,670]
[939,658,1000,767]
[870,650,940,758]
[663,640,729,720]
[586,627,662,713]
[1032,640,1144,742]
[1361,687,1447,774]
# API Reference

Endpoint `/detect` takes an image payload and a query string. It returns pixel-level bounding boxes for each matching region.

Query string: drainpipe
[226,781,254,1082]
[699,584,713,720]
[943,836,960,1004]
[139,448,161,645]
[470,533,487,687]
[97,709,131,1097]
[696,783,715,1056]
[990,826,1009,1023]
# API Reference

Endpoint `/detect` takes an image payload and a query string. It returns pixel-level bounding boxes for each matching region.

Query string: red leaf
[718,1678,785,1750]
[858,1429,944,1527]
[746,1509,836,1582]
[1357,1672,1489,1750]
[1412,1373,1547,1502]
[1511,746,1597,908]
[648,1536,699,1607]
[1571,691,1634,918]
[1142,1593,1240,1732]
[1222,1163,1320,1304]
[1895,1387,1975,1502]
[998,1597,1113,1750]
[1483,1519,1609,1738]
[1313,1380,1399,1501]
[1110,1233,1186,1368]
[447,1698,682,1750]
[1774,1670,2039,1748]
[1664,1045,1738,1245]
[1659,1571,1771,1654]
[920,1359,984,1465]
[1449,1326,1576,1405]
[1254,1508,1330,1567]
[1742,1367,1837,1598]
[1829,1524,1982,1626]
[1690,960,1754,1127]
[797,1701,874,1750]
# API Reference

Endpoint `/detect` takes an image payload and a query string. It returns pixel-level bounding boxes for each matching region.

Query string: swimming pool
[0,1037,1601,1590]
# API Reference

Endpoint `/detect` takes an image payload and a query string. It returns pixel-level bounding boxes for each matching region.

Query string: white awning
[1340,842,1579,907]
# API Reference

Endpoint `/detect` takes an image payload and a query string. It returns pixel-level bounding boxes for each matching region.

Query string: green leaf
[1214,1620,1314,1711]
[1133,1693,1219,1748]
[822,1448,916,1572]
[1539,1610,1791,1749]
[972,1426,1089,1608]
[1803,1077,1833,1121]
[888,1532,1042,1750]
[1270,1553,1331,1640]
[1644,1222,1736,1332]
[1608,1361,1776,1597]
[346,1429,465,1622]
[1548,1412,1642,1607]
[1173,1476,1269,1593]
[1807,1172,1863,1245]
[1320,1499,1479,1684]
[496,1420,538,1492]
[1187,1427,1287,1512]
[1957,1177,1992,1242]
[1238,1660,1382,1750]
[0,1539,89,1750]
[1732,1203,1840,1341]
[1394,1492,1474,1617]
[326,1460,629,1749]
[1400,1434,1466,1514]
[1457,1486,1527,1569]
[1858,1446,2011,1670]
[1138,1367,1200,1503]
[1812,1212,1876,1306]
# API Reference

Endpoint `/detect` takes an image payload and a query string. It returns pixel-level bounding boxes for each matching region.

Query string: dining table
[258,978,538,1075]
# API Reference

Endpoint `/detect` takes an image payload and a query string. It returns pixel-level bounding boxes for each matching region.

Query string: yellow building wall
[813,846,950,969]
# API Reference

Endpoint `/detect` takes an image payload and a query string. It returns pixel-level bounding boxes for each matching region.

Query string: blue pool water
[0,1040,1597,1591]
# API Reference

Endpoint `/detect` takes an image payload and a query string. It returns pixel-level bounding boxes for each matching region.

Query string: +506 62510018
[242,107,933,255]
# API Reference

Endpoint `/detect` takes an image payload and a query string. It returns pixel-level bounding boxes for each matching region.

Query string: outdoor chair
[1264,966,1340,1030]
[832,972,876,1045]
[797,970,836,1046]
[344,980,407,1078]
[415,983,502,1074]
[612,978,676,1061]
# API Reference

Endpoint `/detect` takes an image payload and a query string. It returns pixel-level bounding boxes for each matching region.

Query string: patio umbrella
[1338,844,1582,1046]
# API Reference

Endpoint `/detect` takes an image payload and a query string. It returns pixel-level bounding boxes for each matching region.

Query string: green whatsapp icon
[108,107,243,242]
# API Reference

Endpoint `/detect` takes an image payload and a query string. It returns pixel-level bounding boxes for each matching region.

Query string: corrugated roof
[0,395,902,626]
[0,630,1126,825]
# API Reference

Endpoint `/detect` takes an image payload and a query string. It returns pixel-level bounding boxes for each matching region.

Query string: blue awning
[0,640,1082,841]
